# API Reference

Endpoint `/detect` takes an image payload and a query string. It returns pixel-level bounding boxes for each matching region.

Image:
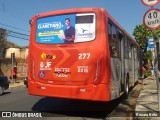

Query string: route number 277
[78,53,90,59]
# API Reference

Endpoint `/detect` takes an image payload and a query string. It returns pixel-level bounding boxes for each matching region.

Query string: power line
[7,31,29,41]
[0,0,30,43]
[0,28,30,41]
[1,0,30,29]
[7,34,29,41]
[6,30,29,37]
[0,22,29,33]
[0,27,29,42]
[6,29,29,41]
[2,0,5,12]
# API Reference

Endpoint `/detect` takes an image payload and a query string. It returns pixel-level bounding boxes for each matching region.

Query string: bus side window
[109,41,118,58]
[108,23,112,39]
[128,41,132,60]
[108,21,119,58]
[124,38,129,59]
[134,46,138,60]
[108,22,117,39]
[112,25,117,39]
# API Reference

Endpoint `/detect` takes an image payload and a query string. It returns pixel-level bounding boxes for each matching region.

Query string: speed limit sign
[141,0,159,6]
[143,8,160,30]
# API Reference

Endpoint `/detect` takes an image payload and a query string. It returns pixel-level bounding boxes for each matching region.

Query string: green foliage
[133,24,160,50]
[0,40,20,48]
[133,24,159,77]
[0,28,20,48]
[144,50,153,61]
[0,28,7,41]
[143,69,151,78]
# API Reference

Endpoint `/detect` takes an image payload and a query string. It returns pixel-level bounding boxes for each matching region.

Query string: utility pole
[153,31,160,112]
[141,0,160,112]
[11,53,15,83]
[0,28,3,75]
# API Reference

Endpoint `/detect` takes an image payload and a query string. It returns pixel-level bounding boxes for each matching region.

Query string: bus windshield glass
[36,13,96,44]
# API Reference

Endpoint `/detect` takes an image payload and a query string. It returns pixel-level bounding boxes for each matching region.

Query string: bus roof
[101,8,139,47]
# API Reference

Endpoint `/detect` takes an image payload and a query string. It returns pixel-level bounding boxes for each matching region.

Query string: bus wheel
[124,74,129,99]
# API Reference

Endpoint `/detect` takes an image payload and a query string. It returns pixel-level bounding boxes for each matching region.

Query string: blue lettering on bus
[38,22,63,29]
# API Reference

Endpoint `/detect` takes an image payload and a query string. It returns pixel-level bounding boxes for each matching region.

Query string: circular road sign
[143,8,160,30]
[141,0,159,6]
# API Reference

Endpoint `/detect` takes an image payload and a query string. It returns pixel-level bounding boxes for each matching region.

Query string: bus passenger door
[119,32,125,93]
[121,35,130,97]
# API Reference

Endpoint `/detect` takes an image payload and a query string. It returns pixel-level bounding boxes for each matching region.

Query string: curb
[9,81,25,89]
[134,77,159,119]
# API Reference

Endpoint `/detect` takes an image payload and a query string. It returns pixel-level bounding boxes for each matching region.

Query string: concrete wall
[0,58,28,79]
[17,59,28,78]
[20,48,28,59]
[0,47,28,79]
[5,48,21,58]
[5,47,28,59]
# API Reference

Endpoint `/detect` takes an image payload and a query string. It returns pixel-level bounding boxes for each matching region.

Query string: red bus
[28,8,141,101]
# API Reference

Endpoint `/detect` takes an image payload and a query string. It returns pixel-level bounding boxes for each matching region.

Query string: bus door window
[124,38,132,60]
[117,29,123,59]
[124,38,129,59]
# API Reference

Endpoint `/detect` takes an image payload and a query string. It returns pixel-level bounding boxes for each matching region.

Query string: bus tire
[124,74,129,99]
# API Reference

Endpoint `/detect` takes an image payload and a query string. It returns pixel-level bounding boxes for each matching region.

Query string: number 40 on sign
[143,8,160,30]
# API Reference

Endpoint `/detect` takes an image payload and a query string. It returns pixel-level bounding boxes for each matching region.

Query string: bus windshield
[36,13,96,44]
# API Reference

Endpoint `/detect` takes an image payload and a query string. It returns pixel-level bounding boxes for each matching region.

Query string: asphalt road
[0,86,124,120]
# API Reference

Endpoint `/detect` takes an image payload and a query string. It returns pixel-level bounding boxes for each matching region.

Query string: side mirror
[29,20,33,26]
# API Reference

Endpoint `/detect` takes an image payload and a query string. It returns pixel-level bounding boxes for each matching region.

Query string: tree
[144,50,153,61]
[0,28,7,45]
[0,28,7,41]
[133,24,160,69]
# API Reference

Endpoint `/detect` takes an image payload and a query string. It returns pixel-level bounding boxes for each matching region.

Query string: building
[5,47,28,59]
[0,47,28,79]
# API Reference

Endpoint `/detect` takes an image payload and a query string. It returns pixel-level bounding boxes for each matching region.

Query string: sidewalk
[135,76,159,119]
[9,80,25,89]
